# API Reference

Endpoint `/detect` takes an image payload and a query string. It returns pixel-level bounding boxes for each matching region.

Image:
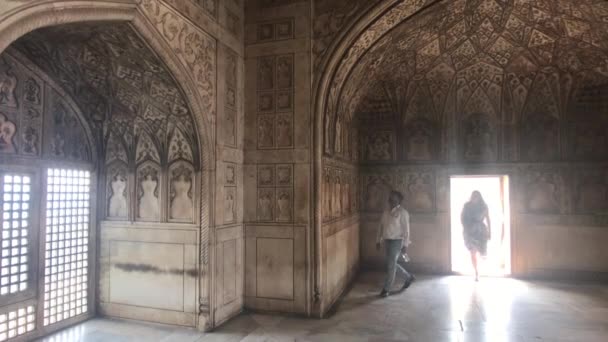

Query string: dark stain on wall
[114,263,199,277]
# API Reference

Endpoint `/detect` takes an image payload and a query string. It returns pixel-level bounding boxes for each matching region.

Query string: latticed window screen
[0,305,35,341]
[0,175,31,296]
[43,169,90,326]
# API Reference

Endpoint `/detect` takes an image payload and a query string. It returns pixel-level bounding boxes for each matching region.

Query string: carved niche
[258,165,274,187]
[225,163,236,186]
[363,131,394,162]
[224,187,236,224]
[276,114,293,148]
[402,118,439,161]
[575,169,608,214]
[570,120,608,161]
[342,173,351,215]
[257,115,274,148]
[169,162,195,223]
[333,171,342,217]
[323,167,332,221]
[258,56,275,91]
[523,169,561,214]
[461,113,496,162]
[276,164,292,187]
[363,174,392,212]
[334,114,343,154]
[106,163,129,220]
[402,171,435,213]
[257,188,274,222]
[224,162,237,225]
[137,162,161,221]
[276,55,293,89]
[521,113,559,161]
[276,188,292,222]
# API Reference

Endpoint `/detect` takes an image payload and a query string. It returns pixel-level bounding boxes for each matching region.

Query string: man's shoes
[400,275,416,291]
[379,289,389,298]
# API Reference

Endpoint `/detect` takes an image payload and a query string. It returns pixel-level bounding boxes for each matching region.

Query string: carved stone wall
[314,0,608,281]
[0,51,93,162]
[12,23,200,224]
[312,0,376,75]
[244,0,311,315]
[0,0,245,332]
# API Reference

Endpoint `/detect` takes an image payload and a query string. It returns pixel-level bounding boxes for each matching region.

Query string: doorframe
[447,171,515,277]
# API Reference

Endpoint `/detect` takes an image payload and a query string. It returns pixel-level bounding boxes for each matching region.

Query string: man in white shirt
[376,190,414,297]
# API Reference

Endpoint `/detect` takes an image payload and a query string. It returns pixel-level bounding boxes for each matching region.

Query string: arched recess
[312,0,446,315]
[0,0,216,331]
[315,0,608,304]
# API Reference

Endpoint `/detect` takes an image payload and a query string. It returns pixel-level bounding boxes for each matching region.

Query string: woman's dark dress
[461,202,489,256]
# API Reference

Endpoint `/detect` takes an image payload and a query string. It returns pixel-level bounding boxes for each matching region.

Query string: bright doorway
[450,175,511,276]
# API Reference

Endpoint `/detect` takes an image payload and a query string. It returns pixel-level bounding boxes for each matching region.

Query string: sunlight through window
[0,175,31,296]
[43,169,90,326]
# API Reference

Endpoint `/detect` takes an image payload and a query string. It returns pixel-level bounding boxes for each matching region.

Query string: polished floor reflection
[38,273,608,342]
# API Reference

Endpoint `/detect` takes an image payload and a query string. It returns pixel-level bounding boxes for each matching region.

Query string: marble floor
[38,273,608,342]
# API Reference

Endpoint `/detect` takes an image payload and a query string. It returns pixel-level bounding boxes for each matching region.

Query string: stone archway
[0,0,216,331]
[314,0,608,296]
[312,0,442,315]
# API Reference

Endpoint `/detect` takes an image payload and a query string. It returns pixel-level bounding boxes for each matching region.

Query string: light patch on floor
[37,273,608,342]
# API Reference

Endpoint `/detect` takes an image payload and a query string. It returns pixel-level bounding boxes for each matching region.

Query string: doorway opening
[450,175,511,277]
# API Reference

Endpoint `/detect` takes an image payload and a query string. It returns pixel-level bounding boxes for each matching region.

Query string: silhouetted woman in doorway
[461,190,491,281]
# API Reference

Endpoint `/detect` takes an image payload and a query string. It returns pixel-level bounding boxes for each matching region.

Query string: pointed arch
[0,0,215,329]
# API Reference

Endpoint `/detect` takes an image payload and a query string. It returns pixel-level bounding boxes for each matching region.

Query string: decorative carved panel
[256,164,295,223]
[257,19,294,42]
[362,173,392,213]
[224,48,238,147]
[136,130,161,164]
[276,164,293,187]
[522,168,562,215]
[399,171,435,213]
[0,53,91,161]
[224,187,237,224]
[276,188,292,222]
[574,168,608,214]
[225,163,237,186]
[461,113,497,162]
[256,53,294,150]
[520,113,559,162]
[326,0,608,168]
[323,165,359,221]
[402,118,439,162]
[276,114,293,148]
[14,22,201,166]
[361,131,394,162]
[257,188,274,222]
[257,115,275,149]
[258,165,275,188]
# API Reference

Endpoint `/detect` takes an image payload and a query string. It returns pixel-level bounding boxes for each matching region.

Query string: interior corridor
[37,273,608,342]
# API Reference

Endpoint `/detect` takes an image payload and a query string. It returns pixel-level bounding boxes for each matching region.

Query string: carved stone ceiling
[11,22,198,161]
[342,0,608,123]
